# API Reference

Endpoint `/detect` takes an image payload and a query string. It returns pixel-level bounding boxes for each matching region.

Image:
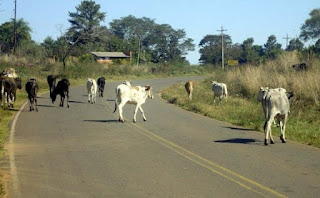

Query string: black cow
[292,62,308,71]
[25,79,39,111]
[97,77,106,97]
[47,75,58,96]
[50,78,70,108]
[3,77,22,108]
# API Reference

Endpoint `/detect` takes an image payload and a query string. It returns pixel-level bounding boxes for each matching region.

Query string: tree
[198,34,232,65]
[300,8,320,42]
[264,35,282,59]
[63,0,106,70]
[286,38,304,51]
[42,36,56,58]
[146,24,194,63]
[110,16,195,64]
[240,38,261,64]
[110,15,155,64]
[0,19,31,53]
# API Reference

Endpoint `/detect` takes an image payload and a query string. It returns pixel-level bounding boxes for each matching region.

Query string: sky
[0,0,319,64]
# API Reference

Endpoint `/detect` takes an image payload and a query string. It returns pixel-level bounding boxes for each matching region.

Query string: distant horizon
[1,0,319,64]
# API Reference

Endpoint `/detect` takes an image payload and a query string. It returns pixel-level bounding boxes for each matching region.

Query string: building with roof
[91,52,131,64]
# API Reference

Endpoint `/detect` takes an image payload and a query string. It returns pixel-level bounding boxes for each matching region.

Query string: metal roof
[91,52,130,58]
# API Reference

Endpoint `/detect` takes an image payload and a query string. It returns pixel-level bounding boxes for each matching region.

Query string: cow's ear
[145,86,150,91]
[286,92,294,100]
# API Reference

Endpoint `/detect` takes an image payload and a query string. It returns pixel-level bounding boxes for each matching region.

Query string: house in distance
[91,52,131,64]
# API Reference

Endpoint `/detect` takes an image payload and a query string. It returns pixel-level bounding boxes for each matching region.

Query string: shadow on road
[37,104,54,108]
[106,99,115,102]
[69,100,85,104]
[214,138,260,144]
[224,126,256,131]
[83,119,118,123]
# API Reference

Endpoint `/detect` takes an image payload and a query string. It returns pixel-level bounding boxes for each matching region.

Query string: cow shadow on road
[69,100,86,104]
[214,138,259,144]
[83,119,118,123]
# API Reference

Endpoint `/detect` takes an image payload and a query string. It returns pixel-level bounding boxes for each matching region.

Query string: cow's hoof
[270,140,275,144]
[280,135,286,143]
[264,140,268,146]
[133,120,136,123]
[143,119,147,122]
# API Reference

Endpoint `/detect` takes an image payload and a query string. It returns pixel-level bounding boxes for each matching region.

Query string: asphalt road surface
[1,76,320,198]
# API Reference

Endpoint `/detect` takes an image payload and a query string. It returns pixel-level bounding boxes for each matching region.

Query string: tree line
[0,0,320,67]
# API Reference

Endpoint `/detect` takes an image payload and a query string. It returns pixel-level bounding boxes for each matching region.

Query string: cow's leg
[264,118,273,145]
[35,96,38,112]
[133,105,139,123]
[118,102,125,122]
[280,116,287,143]
[60,95,64,107]
[66,92,70,108]
[213,94,216,104]
[139,106,147,121]
[88,93,91,103]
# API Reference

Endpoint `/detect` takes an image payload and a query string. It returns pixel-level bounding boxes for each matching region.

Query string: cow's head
[50,92,57,103]
[145,85,154,99]
[257,87,269,102]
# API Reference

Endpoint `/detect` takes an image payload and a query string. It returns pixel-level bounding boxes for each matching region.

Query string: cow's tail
[113,88,120,113]
[224,85,228,98]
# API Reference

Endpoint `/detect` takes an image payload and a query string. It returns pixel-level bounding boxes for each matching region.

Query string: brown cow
[185,81,194,100]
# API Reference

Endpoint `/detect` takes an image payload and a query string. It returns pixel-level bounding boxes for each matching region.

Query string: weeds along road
[2,76,320,198]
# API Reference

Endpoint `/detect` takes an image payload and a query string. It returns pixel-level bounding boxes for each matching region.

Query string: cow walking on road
[258,87,293,145]
[25,79,39,111]
[113,82,154,123]
[97,77,106,97]
[51,79,70,108]
[86,78,97,104]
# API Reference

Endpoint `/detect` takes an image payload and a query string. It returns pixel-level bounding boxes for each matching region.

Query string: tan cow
[185,81,194,100]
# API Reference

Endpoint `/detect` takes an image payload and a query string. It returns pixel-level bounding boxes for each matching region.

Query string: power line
[217,26,227,70]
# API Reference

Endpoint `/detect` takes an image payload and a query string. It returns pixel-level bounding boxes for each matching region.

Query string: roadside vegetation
[162,52,320,148]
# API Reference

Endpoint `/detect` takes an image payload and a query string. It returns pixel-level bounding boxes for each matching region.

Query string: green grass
[161,80,320,148]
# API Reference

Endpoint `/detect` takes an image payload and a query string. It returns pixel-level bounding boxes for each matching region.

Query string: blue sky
[0,0,319,64]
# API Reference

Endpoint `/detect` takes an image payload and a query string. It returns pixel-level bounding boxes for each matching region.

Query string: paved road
[1,76,320,198]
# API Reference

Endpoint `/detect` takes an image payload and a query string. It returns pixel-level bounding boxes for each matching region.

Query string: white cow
[211,81,228,104]
[259,87,293,145]
[86,78,97,104]
[113,83,154,123]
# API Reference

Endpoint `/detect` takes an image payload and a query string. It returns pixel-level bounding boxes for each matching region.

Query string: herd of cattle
[0,67,294,146]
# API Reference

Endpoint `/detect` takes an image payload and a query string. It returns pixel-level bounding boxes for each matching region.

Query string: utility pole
[13,0,17,55]
[283,33,292,50]
[217,26,227,70]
